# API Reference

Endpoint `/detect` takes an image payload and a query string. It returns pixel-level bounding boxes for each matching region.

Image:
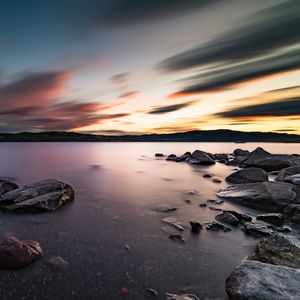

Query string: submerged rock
[0,179,74,212]
[215,211,239,226]
[256,213,284,226]
[249,234,300,269]
[217,182,300,212]
[188,150,215,165]
[243,221,273,237]
[0,236,43,269]
[226,260,300,300]
[225,167,268,184]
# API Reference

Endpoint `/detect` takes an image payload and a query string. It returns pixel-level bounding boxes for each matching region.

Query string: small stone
[203,174,212,178]
[48,256,68,270]
[155,153,164,157]
[199,203,207,207]
[212,178,222,183]
[145,288,158,297]
[190,221,203,233]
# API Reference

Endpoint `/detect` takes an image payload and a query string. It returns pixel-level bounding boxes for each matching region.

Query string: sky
[0,0,299,135]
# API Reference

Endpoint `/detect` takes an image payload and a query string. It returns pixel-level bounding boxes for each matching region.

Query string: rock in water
[276,166,300,181]
[188,150,215,165]
[223,210,252,222]
[0,236,43,269]
[166,293,200,300]
[243,221,273,237]
[215,211,239,225]
[233,149,250,157]
[256,213,284,226]
[0,179,74,212]
[225,167,268,184]
[249,234,300,269]
[217,182,300,212]
[226,261,300,300]
[0,180,18,196]
[190,221,203,233]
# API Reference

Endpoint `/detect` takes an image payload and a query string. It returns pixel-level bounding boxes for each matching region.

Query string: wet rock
[168,234,185,244]
[215,212,239,226]
[243,221,273,237]
[223,210,252,222]
[217,182,300,212]
[203,174,212,178]
[206,199,224,204]
[188,150,215,165]
[178,152,192,162]
[189,221,203,233]
[226,260,300,300]
[166,154,178,162]
[233,149,250,157]
[284,204,300,224]
[145,288,158,297]
[256,213,284,226]
[276,166,300,181]
[166,293,200,300]
[199,203,207,207]
[0,180,18,196]
[212,178,222,184]
[0,179,75,212]
[162,217,184,231]
[215,153,229,161]
[48,256,69,270]
[206,221,231,232]
[0,236,43,269]
[155,206,177,213]
[249,234,300,269]
[155,153,164,157]
[225,167,268,184]
[284,174,300,186]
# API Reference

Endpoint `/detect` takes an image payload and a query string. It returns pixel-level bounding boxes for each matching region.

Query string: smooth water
[0,142,299,300]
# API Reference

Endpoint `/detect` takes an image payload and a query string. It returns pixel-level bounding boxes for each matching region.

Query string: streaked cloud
[147,100,197,115]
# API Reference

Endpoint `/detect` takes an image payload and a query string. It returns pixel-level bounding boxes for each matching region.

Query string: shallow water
[0,142,299,300]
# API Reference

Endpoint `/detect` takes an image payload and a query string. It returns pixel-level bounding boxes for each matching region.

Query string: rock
[215,153,229,161]
[0,179,74,212]
[233,149,250,157]
[203,174,212,178]
[190,221,203,233]
[166,154,178,162]
[155,206,177,213]
[225,167,268,184]
[188,150,215,165]
[0,236,43,269]
[166,293,200,300]
[186,190,197,195]
[256,213,284,226]
[199,203,207,207]
[177,152,192,162]
[223,210,252,222]
[48,256,69,270]
[155,153,164,157]
[168,234,185,244]
[249,234,300,269]
[284,174,300,186]
[215,212,239,226]
[284,204,300,224]
[217,182,300,212]
[212,178,222,183]
[276,166,300,181]
[226,260,300,300]
[145,288,158,297]
[206,221,231,232]
[207,199,224,204]
[208,206,223,211]
[162,217,184,231]
[0,180,18,196]
[243,221,273,237]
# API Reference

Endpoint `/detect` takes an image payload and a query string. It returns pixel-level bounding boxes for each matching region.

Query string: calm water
[0,142,299,300]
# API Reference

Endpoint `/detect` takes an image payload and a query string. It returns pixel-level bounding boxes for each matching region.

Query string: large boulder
[276,166,300,181]
[0,179,74,212]
[226,260,300,300]
[284,204,300,224]
[0,236,43,269]
[217,182,300,212]
[188,150,215,165]
[0,180,18,196]
[225,167,268,184]
[249,234,300,269]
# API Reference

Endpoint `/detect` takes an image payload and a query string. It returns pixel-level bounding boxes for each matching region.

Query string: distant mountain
[0,130,300,143]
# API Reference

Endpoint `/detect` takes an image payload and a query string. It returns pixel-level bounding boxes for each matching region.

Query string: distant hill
[0,130,300,143]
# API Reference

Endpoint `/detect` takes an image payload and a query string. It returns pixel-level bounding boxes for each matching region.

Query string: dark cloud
[216,98,300,118]
[110,73,129,84]
[160,1,300,71]
[148,101,196,115]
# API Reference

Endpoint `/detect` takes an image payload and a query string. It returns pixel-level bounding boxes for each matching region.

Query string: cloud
[216,98,300,118]
[0,70,70,110]
[148,100,196,115]
[160,1,300,71]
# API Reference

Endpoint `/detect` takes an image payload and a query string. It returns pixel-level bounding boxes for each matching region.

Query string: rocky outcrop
[256,213,284,226]
[0,179,74,212]
[226,260,300,300]
[249,234,300,269]
[188,150,215,165]
[284,204,300,224]
[0,236,43,269]
[225,167,268,184]
[217,182,300,212]
[276,166,300,181]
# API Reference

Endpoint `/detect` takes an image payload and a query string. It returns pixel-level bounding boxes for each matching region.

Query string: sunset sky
[0,0,299,134]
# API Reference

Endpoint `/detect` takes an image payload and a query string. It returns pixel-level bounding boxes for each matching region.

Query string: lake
[0,142,299,300]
